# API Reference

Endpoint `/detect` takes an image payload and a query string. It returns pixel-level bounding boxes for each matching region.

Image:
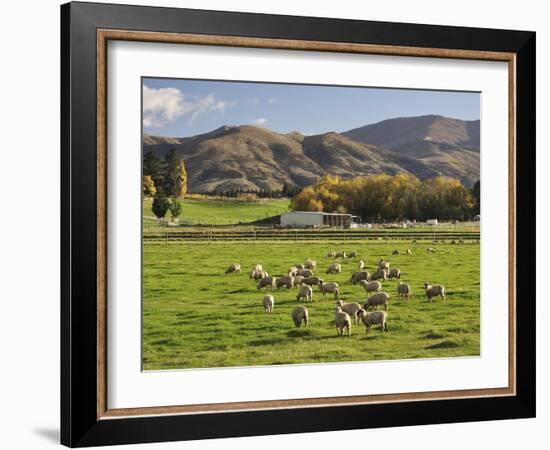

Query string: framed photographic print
[61,1,536,447]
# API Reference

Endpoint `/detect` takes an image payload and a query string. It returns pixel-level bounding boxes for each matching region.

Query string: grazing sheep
[358,260,365,270]
[275,275,294,290]
[427,247,436,253]
[293,275,305,287]
[336,300,362,324]
[406,248,412,255]
[364,292,390,311]
[459,239,465,245]
[251,270,269,280]
[297,268,314,278]
[250,264,264,279]
[424,282,446,302]
[392,249,400,255]
[225,263,241,274]
[360,280,382,295]
[319,281,340,300]
[292,306,308,328]
[357,309,388,332]
[257,276,276,291]
[262,294,274,313]
[350,271,370,284]
[370,269,388,282]
[295,264,305,270]
[326,263,342,274]
[335,307,352,337]
[378,259,390,270]
[397,282,411,299]
[288,266,299,277]
[388,268,401,280]
[326,251,336,258]
[303,276,324,286]
[296,284,313,303]
[334,251,347,259]
[348,251,358,258]
[304,259,317,270]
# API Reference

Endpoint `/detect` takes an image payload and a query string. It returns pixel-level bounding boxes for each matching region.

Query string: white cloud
[142,85,232,128]
[251,118,268,125]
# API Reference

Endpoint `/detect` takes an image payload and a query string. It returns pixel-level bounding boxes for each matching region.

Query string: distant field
[142,241,480,370]
[143,197,290,226]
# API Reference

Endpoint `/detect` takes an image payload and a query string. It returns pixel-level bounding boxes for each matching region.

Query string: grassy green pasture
[143,241,480,370]
[143,197,290,225]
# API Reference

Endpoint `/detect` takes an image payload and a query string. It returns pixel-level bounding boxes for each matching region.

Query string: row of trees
[291,174,480,222]
[211,184,302,199]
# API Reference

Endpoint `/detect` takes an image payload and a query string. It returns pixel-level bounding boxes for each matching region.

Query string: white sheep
[262,294,274,313]
[250,264,264,279]
[336,300,362,324]
[427,247,436,253]
[304,259,317,270]
[292,306,308,328]
[424,282,445,302]
[251,270,269,280]
[297,268,314,278]
[334,306,351,337]
[326,263,342,274]
[225,263,241,274]
[397,282,411,299]
[296,284,313,303]
[388,268,401,280]
[257,276,276,291]
[288,266,299,277]
[370,269,388,281]
[357,309,388,332]
[334,251,347,259]
[360,280,382,294]
[358,260,365,270]
[293,275,305,287]
[364,292,390,311]
[319,281,340,300]
[276,275,295,290]
[378,259,390,270]
[326,251,336,258]
[303,276,324,286]
[347,251,358,258]
[350,271,370,284]
[406,248,412,255]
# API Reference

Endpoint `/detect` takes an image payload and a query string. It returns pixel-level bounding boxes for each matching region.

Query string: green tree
[163,149,188,198]
[169,197,182,221]
[152,189,170,220]
[142,175,156,197]
[143,151,165,188]
[471,180,480,215]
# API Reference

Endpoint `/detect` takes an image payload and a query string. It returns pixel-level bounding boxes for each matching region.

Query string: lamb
[358,260,365,270]
[360,280,382,294]
[297,268,314,278]
[319,281,340,300]
[378,259,390,270]
[396,282,411,299]
[303,276,324,286]
[364,292,390,311]
[334,251,347,259]
[257,276,276,291]
[250,264,264,279]
[392,249,400,255]
[350,271,370,284]
[427,247,436,253]
[326,263,342,274]
[326,251,336,258]
[293,275,305,287]
[275,275,294,290]
[357,309,388,332]
[287,266,299,277]
[292,306,308,328]
[303,259,317,270]
[251,270,269,280]
[388,268,401,280]
[296,284,313,303]
[336,300,362,324]
[225,263,241,274]
[347,251,358,258]
[334,306,352,337]
[262,294,274,313]
[370,269,388,281]
[424,282,445,302]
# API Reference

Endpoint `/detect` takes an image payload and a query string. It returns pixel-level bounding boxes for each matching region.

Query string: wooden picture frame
[61,1,536,447]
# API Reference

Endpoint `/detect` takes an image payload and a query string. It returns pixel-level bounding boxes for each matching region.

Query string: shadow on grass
[249,337,286,346]
[286,329,314,338]
[424,339,461,349]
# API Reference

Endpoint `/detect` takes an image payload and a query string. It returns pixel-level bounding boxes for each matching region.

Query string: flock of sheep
[224,250,446,338]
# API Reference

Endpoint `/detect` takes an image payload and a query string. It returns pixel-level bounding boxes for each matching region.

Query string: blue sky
[143,78,480,137]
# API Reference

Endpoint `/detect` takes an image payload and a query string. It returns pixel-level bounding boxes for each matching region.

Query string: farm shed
[280,211,358,228]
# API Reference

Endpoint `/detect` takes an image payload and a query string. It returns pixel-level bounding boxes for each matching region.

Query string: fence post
[165,227,168,245]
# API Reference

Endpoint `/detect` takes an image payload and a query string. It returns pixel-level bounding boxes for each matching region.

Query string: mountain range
[143,115,480,192]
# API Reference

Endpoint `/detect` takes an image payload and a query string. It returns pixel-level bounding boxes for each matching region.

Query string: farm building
[280,211,358,228]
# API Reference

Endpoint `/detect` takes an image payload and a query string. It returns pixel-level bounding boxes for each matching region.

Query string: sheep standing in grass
[427,247,436,253]
[304,259,317,270]
[250,264,264,279]
[424,282,446,302]
[350,271,370,284]
[348,251,358,258]
[225,263,241,274]
[364,292,390,311]
[276,275,294,290]
[335,306,352,337]
[296,284,313,303]
[293,275,305,287]
[288,266,299,277]
[370,269,388,281]
[336,300,362,324]
[326,251,336,258]
[392,249,400,255]
[295,264,305,270]
[262,295,274,313]
[251,270,269,281]
[378,259,390,270]
[358,260,365,270]
[319,281,340,300]
[303,276,324,286]
[292,306,308,328]
[360,280,382,295]
[388,268,401,280]
[357,309,388,332]
[326,263,342,274]
[406,248,412,255]
[397,282,411,299]
[297,268,314,278]
[335,251,347,259]
[257,276,276,291]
